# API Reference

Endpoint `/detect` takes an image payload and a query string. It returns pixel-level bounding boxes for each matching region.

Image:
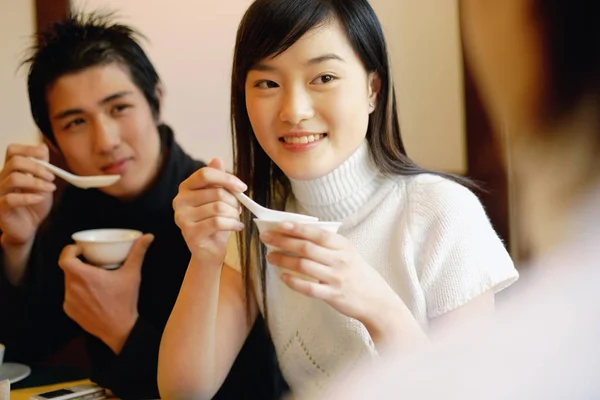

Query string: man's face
[47,62,162,199]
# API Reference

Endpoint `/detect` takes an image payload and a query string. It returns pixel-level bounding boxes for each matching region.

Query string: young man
[0,13,283,399]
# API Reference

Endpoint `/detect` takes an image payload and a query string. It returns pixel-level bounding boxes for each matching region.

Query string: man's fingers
[122,234,155,272]
[6,155,56,182]
[58,243,85,272]
[0,172,56,195]
[0,193,45,209]
[5,143,49,163]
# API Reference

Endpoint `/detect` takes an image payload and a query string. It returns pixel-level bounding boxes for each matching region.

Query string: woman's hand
[173,158,247,266]
[260,221,426,346]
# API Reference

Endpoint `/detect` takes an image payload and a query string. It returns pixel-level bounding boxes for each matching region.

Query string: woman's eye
[112,104,131,114]
[313,74,336,85]
[255,80,279,89]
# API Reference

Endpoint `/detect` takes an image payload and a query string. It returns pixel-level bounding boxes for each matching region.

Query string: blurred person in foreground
[314,0,600,398]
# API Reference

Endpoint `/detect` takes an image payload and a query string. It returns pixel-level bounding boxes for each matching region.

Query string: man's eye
[64,118,85,130]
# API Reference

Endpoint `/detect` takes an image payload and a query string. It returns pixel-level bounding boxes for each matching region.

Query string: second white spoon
[28,157,121,189]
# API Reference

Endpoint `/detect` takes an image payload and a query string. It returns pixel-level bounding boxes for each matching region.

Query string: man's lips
[101,158,131,175]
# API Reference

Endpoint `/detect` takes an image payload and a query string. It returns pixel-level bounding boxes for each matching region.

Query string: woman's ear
[368,72,382,111]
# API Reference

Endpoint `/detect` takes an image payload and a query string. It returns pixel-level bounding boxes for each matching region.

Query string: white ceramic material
[28,157,120,189]
[71,229,143,269]
[234,192,318,222]
[0,376,7,399]
[0,344,31,384]
[254,219,342,252]
[0,363,30,384]
[254,219,342,281]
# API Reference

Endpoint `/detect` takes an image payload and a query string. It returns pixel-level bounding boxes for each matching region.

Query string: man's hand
[0,144,55,284]
[58,234,155,354]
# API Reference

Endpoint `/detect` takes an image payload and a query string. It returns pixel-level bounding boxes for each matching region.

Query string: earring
[369,101,375,108]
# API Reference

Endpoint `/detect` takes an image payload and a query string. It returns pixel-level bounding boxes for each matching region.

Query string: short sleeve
[410,175,519,319]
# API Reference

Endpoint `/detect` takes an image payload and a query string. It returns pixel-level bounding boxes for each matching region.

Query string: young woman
[158,0,517,398]
[315,0,600,398]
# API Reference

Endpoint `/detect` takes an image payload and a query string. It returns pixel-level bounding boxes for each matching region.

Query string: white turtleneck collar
[288,140,386,222]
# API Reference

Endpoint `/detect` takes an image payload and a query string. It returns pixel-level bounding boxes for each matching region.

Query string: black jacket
[0,125,285,399]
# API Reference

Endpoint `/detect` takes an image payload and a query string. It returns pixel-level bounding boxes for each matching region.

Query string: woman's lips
[279,133,327,152]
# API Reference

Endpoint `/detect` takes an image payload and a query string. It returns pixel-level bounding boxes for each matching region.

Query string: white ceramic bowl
[253,219,342,253]
[253,219,342,281]
[71,229,143,269]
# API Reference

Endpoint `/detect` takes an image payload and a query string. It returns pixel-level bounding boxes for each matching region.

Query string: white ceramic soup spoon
[233,192,318,222]
[28,157,121,189]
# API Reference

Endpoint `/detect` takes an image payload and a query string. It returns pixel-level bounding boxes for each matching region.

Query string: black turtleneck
[0,125,285,399]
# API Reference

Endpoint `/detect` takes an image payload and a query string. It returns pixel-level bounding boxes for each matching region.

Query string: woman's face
[244,20,379,181]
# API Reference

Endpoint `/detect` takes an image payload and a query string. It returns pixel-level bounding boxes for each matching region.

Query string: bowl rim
[252,218,342,226]
[71,228,143,243]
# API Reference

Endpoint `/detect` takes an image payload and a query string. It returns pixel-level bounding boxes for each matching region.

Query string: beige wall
[72,0,253,169]
[72,0,466,173]
[371,0,466,173]
[0,0,39,166]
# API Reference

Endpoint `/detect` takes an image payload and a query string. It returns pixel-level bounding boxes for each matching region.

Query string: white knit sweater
[252,141,518,397]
